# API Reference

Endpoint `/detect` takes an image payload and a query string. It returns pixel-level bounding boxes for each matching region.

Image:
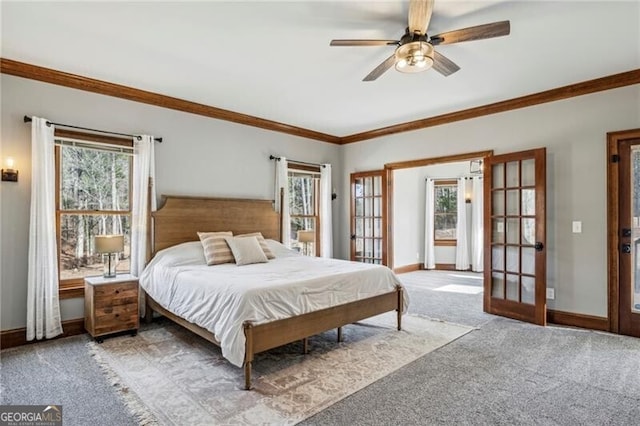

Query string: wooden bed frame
[144,194,403,390]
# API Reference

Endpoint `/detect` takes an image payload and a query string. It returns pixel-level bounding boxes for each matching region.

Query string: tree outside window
[56,141,132,283]
[434,182,457,240]
[288,169,319,256]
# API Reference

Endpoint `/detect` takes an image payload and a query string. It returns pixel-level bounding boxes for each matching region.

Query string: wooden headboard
[152,195,281,254]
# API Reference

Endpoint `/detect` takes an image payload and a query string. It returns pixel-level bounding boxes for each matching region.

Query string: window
[55,134,133,287]
[288,166,320,256]
[434,180,458,241]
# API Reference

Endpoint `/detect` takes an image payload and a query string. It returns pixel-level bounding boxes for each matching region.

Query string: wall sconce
[1,157,18,182]
[470,159,483,175]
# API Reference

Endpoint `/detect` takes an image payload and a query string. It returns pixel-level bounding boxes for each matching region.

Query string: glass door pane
[351,171,385,265]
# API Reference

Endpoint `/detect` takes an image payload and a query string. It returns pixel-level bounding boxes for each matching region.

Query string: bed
[141,195,406,389]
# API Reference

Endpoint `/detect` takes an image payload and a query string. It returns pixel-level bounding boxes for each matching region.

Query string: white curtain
[319,164,333,258]
[471,177,484,272]
[275,157,291,247]
[424,178,436,269]
[27,117,62,340]
[455,178,470,270]
[130,135,157,278]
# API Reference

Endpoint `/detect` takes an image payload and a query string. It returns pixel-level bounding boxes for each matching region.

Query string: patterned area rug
[89,313,472,425]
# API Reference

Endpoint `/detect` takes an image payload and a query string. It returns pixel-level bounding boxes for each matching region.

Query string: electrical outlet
[546,288,555,300]
[572,221,582,233]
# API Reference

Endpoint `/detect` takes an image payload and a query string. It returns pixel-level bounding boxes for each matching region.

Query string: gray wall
[0,74,342,330]
[2,74,639,329]
[340,86,640,317]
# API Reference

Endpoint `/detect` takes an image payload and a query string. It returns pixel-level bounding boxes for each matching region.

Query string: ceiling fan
[329,0,510,81]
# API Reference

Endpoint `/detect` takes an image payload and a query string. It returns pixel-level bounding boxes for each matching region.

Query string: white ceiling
[2,1,639,136]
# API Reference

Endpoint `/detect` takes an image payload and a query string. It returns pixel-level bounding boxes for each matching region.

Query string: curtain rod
[23,116,163,143]
[269,155,326,168]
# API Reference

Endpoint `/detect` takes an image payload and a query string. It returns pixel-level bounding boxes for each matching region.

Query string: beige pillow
[198,231,234,265]
[224,236,269,266]
[236,232,275,259]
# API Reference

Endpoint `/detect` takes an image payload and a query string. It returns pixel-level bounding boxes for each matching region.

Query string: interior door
[618,138,640,337]
[351,170,386,265]
[484,148,547,325]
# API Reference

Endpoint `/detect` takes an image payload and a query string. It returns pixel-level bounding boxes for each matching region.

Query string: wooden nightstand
[84,274,139,343]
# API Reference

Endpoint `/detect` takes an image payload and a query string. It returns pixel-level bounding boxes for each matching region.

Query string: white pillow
[155,241,206,264]
[265,239,301,258]
[224,236,269,266]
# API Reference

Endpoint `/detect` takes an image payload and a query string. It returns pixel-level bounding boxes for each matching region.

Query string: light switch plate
[546,288,555,299]
[572,221,582,233]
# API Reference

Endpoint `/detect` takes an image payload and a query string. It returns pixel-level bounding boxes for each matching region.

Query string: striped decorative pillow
[197,231,234,265]
[236,232,275,259]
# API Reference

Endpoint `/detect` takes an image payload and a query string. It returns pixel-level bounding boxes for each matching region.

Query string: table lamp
[94,235,124,278]
[297,230,315,256]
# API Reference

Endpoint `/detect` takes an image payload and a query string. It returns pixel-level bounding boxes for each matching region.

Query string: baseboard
[393,263,422,274]
[434,263,458,271]
[547,309,609,332]
[394,263,475,273]
[1,318,86,350]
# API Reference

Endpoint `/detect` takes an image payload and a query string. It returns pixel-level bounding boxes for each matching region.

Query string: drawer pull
[115,314,120,318]
[115,290,120,294]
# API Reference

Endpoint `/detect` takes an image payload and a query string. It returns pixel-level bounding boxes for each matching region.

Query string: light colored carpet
[89,313,472,425]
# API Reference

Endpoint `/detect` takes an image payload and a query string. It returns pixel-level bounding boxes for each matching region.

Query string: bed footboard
[146,287,403,391]
[241,285,403,390]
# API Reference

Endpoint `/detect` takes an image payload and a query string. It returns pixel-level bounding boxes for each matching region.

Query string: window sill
[435,240,457,247]
[59,284,84,299]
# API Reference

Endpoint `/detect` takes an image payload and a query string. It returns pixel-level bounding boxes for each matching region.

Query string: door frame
[384,150,493,271]
[607,128,640,334]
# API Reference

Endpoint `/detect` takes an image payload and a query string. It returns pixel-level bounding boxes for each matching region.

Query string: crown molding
[0,58,341,144]
[339,69,640,144]
[2,58,638,146]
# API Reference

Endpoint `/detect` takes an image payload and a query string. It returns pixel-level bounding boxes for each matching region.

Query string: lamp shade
[297,230,315,243]
[94,235,124,253]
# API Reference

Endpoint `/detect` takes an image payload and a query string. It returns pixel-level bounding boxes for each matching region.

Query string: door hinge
[611,154,620,163]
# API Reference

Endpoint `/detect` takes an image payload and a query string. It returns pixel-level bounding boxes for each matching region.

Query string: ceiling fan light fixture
[394,41,434,73]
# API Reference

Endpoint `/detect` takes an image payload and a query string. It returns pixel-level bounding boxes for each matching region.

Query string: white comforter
[139,240,408,367]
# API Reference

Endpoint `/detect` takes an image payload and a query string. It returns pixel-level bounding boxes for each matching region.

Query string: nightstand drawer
[94,282,137,299]
[94,303,138,318]
[94,292,138,307]
[94,316,138,336]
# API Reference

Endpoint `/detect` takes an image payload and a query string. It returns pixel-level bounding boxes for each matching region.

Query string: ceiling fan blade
[330,39,399,47]
[432,51,460,76]
[363,54,397,82]
[430,20,510,45]
[408,0,435,35]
